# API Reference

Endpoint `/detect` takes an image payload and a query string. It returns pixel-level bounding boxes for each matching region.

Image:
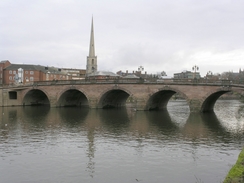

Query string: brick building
[0,60,72,85]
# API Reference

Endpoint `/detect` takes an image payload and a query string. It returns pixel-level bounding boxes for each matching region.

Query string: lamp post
[206,71,213,78]
[138,66,144,78]
[192,65,199,79]
[138,66,144,72]
[206,71,213,83]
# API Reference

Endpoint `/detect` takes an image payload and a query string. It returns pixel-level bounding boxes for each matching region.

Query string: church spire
[86,17,97,75]
[89,17,95,57]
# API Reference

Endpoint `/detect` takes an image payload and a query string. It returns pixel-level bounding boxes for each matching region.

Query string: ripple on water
[0,102,243,183]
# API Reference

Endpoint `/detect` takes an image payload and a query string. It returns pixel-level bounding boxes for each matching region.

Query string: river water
[0,100,243,183]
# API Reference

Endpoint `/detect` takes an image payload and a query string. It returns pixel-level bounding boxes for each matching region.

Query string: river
[0,100,243,183]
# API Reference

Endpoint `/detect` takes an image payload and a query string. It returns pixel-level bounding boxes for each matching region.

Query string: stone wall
[0,83,242,112]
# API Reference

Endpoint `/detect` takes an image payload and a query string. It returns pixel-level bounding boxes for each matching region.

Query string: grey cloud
[1,0,244,77]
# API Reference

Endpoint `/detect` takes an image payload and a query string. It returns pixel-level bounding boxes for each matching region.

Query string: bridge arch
[201,89,231,112]
[97,87,131,109]
[145,87,189,110]
[23,89,50,106]
[57,88,89,107]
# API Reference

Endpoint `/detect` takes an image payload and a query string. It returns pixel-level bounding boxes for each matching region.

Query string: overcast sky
[1,0,244,76]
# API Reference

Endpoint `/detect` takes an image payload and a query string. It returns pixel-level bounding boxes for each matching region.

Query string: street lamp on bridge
[207,71,213,75]
[206,71,213,78]
[192,65,199,79]
[138,66,144,72]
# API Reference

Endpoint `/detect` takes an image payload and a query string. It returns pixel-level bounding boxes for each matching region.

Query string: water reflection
[201,112,227,133]
[237,104,244,120]
[86,121,95,178]
[0,100,244,183]
[145,110,179,133]
[97,109,180,139]
[98,108,130,130]
[182,111,244,147]
[182,113,215,139]
[58,107,89,126]
[215,100,244,133]
[22,106,50,120]
[0,104,243,145]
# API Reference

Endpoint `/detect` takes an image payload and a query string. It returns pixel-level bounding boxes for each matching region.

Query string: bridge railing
[3,78,244,88]
[30,78,145,86]
[29,78,232,85]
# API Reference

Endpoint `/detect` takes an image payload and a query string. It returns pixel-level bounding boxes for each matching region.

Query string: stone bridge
[0,80,243,113]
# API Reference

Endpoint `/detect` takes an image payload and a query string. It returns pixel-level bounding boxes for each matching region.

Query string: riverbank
[223,148,244,183]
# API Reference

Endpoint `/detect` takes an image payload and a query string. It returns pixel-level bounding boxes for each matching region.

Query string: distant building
[87,71,120,79]
[0,60,11,84]
[205,73,220,81]
[123,74,139,79]
[174,70,201,79]
[220,69,244,81]
[62,68,86,79]
[116,70,148,78]
[0,60,71,85]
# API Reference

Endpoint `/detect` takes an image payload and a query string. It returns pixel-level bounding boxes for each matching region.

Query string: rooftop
[5,64,68,75]
[87,71,119,77]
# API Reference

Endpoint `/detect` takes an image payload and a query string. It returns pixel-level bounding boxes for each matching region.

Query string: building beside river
[174,70,201,79]
[0,60,72,85]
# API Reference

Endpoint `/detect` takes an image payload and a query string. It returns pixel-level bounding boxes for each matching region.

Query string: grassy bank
[223,148,244,183]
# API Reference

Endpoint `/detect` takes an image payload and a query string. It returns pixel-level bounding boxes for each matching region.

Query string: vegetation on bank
[223,148,244,183]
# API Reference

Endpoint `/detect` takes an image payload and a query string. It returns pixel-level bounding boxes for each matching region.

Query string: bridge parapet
[3,78,244,90]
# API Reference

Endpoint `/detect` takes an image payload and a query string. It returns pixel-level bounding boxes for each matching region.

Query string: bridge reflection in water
[0,100,243,183]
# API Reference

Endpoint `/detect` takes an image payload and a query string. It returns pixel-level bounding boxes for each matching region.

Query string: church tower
[86,17,97,75]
